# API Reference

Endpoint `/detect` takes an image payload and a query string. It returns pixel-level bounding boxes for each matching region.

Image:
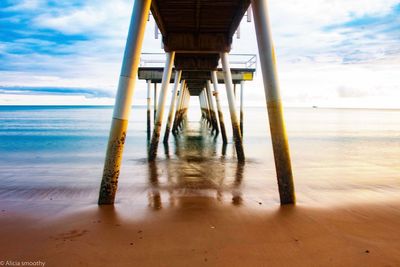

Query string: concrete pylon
[200,90,208,125]
[98,0,152,205]
[182,89,190,123]
[252,0,296,205]
[211,71,228,144]
[148,52,175,161]
[163,71,183,143]
[202,89,212,127]
[220,52,245,162]
[240,81,244,136]
[206,81,219,135]
[147,80,152,140]
[199,93,205,121]
[172,83,186,134]
[153,83,157,121]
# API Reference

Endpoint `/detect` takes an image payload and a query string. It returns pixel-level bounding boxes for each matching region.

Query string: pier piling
[153,83,158,121]
[182,88,190,125]
[206,81,219,135]
[172,83,185,134]
[199,94,205,121]
[98,0,152,205]
[211,71,228,144]
[204,89,212,128]
[177,85,188,131]
[252,0,296,204]
[147,80,151,140]
[163,71,183,144]
[240,81,244,136]
[220,52,245,162]
[149,52,175,161]
[200,90,210,127]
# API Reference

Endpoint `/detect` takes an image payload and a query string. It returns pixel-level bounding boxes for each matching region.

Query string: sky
[0,0,399,108]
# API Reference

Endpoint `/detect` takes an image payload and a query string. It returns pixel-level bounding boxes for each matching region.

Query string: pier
[98,0,295,205]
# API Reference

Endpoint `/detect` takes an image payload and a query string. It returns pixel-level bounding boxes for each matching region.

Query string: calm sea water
[0,105,399,206]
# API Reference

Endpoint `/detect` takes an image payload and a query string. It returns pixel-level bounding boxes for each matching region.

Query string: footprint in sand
[54,229,89,241]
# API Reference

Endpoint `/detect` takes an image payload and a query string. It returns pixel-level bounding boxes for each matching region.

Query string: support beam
[153,83,158,121]
[162,33,231,53]
[252,0,295,205]
[163,71,183,143]
[147,80,152,140]
[98,0,152,205]
[200,90,205,123]
[206,81,219,135]
[220,52,245,162]
[172,82,185,134]
[182,89,190,123]
[240,81,244,136]
[211,71,228,144]
[202,89,212,128]
[176,84,188,131]
[149,52,175,161]
[199,95,203,119]
[199,92,205,120]
[178,87,189,130]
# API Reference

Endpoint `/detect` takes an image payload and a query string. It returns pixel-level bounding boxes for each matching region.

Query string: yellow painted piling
[252,0,295,204]
[99,0,152,205]
[99,118,128,204]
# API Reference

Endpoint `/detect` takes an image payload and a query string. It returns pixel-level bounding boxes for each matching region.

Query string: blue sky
[0,0,399,107]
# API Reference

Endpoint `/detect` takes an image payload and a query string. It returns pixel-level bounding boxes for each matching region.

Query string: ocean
[0,105,399,207]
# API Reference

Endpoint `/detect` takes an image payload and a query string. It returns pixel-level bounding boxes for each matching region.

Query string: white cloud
[4,0,42,11]
[32,0,133,37]
[1,0,399,107]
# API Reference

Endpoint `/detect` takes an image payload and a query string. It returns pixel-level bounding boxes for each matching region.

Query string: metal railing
[140,53,257,69]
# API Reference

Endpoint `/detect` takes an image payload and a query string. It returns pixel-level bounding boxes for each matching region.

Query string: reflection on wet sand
[147,161,162,210]
[147,122,244,209]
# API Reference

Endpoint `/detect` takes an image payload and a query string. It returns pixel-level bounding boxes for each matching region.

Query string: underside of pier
[98,0,296,206]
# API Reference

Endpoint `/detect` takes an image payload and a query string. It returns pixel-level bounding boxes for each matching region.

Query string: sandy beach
[1,198,400,267]
[1,107,400,266]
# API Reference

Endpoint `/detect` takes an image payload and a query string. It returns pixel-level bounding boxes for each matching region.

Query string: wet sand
[1,109,400,266]
[1,199,400,266]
